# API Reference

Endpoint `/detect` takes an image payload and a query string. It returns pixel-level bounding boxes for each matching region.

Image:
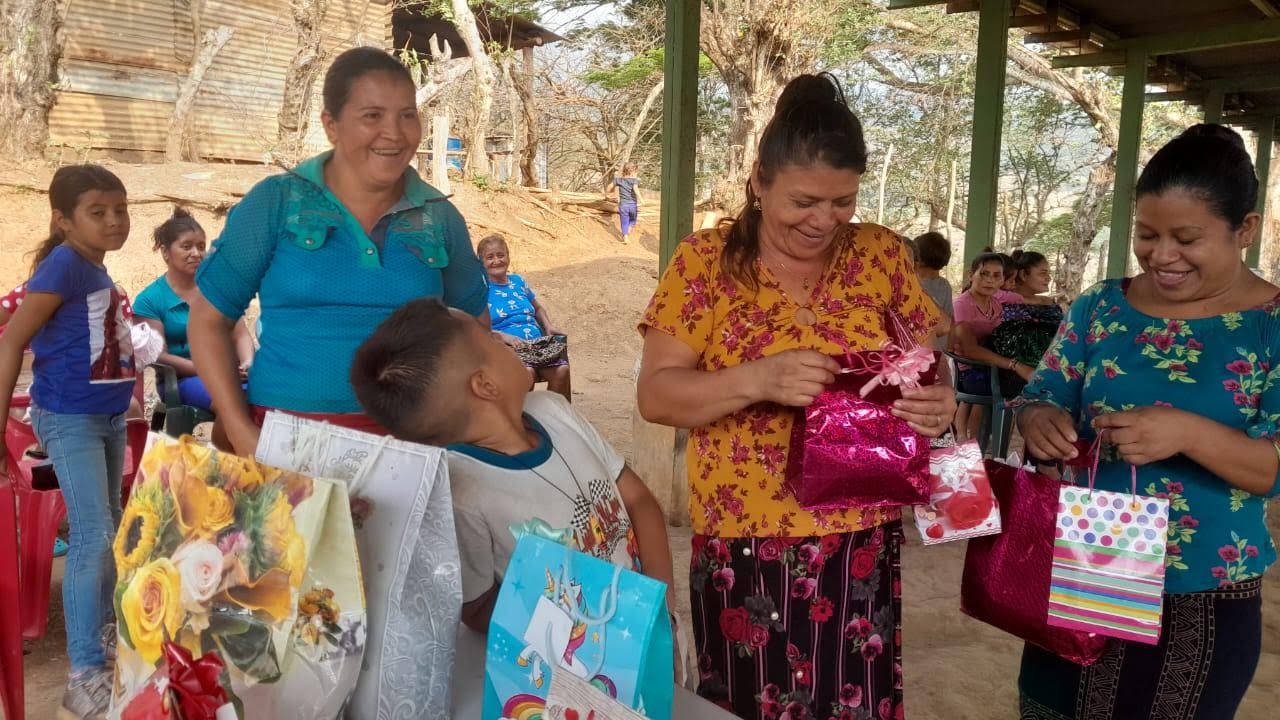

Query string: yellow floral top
[641,224,939,538]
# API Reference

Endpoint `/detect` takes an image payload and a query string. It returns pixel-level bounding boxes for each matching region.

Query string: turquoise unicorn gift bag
[483,534,674,720]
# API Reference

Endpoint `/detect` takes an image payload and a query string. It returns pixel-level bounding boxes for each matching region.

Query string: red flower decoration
[1219,545,1241,563]
[758,539,783,562]
[849,548,878,579]
[809,597,834,623]
[1227,359,1254,375]
[719,607,750,643]
[747,623,771,649]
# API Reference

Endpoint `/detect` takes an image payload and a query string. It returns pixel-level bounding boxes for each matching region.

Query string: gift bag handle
[538,558,623,680]
[1082,432,1140,509]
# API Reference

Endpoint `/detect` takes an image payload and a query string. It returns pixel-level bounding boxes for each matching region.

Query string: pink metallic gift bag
[961,459,1109,665]
[784,310,937,510]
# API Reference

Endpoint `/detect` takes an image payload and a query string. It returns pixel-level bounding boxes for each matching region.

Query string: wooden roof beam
[1249,0,1280,19]
[1200,74,1280,93]
[1110,18,1280,56]
[1146,91,1201,103]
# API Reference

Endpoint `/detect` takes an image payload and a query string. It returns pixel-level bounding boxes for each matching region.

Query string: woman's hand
[893,383,957,437]
[1018,402,1078,461]
[749,349,840,407]
[1014,362,1034,382]
[1092,406,1189,466]
[237,360,252,382]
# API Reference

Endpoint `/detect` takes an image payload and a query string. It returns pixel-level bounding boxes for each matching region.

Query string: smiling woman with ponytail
[637,73,955,717]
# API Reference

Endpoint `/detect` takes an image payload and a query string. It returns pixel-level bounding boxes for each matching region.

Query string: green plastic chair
[946,351,1014,459]
[149,363,215,437]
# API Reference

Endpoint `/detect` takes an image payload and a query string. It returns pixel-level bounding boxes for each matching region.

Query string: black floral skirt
[1018,577,1263,719]
[690,523,904,720]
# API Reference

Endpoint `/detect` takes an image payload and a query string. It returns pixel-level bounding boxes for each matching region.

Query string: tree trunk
[516,47,538,187]
[167,26,234,162]
[452,0,495,179]
[0,0,65,160]
[1058,151,1116,297]
[277,0,328,164]
[612,78,663,183]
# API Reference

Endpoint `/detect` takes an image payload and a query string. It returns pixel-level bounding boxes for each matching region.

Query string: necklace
[509,441,589,504]
[974,295,997,320]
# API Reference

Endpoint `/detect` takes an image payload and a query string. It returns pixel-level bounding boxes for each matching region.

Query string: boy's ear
[469,365,502,401]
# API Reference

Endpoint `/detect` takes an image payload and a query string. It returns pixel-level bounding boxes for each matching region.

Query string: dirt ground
[2,160,1277,719]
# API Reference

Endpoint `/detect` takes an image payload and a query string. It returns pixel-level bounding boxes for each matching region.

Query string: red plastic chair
[5,395,67,641]
[4,397,148,641]
[0,473,24,720]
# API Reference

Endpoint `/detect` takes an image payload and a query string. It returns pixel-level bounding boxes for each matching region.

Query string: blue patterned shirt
[197,152,487,413]
[1020,279,1280,593]
[487,274,543,340]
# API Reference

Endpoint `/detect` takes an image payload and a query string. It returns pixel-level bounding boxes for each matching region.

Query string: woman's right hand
[1018,402,1079,461]
[750,349,840,407]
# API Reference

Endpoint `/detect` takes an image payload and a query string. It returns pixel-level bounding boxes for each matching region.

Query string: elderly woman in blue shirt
[188,47,487,455]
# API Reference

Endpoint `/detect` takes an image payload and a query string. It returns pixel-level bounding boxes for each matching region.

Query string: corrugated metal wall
[49,0,390,162]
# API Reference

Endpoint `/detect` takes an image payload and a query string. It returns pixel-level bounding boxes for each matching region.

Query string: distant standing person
[608,163,642,243]
[913,231,955,387]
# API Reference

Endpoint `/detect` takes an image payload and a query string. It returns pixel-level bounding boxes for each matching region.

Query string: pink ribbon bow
[845,341,936,398]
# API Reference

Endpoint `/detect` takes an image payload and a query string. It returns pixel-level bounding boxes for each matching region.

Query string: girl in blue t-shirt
[478,234,572,401]
[0,165,138,719]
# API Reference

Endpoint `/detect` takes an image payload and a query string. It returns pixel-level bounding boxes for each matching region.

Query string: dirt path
[3,161,1277,719]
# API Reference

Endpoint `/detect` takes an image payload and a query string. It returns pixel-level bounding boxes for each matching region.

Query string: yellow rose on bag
[121,559,184,664]
[173,470,236,539]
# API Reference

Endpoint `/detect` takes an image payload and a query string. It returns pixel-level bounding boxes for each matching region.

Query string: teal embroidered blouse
[1020,279,1280,594]
[196,152,488,413]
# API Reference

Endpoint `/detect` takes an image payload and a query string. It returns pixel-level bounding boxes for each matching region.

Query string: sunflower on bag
[112,436,317,711]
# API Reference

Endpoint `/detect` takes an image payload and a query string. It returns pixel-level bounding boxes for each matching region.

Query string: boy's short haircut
[350,298,475,445]
[913,231,951,270]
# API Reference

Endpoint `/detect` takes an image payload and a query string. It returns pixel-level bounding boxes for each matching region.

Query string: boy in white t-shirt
[350,298,676,633]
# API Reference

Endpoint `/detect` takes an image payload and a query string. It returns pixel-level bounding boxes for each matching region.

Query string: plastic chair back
[0,474,24,720]
[3,405,67,640]
[945,351,1014,458]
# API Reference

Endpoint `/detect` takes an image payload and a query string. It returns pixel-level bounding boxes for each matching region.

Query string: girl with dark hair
[985,249,1064,397]
[638,73,955,717]
[0,164,137,719]
[187,46,488,453]
[133,207,254,412]
[1016,124,1276,718]
[952,253,1033,438]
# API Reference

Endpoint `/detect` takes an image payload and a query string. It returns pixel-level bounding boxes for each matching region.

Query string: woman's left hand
[894,383,957,438]
[1092,406,1190,465]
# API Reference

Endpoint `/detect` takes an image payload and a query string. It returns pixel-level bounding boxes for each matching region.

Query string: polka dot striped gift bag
[1047,436,1169,645]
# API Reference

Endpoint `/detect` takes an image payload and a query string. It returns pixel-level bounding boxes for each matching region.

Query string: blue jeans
[619,202,638,236]
[30,407,125,673]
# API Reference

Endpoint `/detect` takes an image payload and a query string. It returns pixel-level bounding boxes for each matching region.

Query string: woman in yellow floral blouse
[638,74,955,719]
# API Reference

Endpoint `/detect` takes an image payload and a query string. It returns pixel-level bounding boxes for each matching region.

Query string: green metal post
[1205,88,1225,123]
[658,0,701,272]
[1107,49,1148,278]
[1249,120,1274,269]
[962,0,1011,267]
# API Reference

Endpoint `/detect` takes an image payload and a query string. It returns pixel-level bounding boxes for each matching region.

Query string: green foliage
[1025,214,1074,254]
[584,48,713,90]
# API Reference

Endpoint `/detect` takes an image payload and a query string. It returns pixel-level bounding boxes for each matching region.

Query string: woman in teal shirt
[188,47,487,455]
[1016,125,1277,718]
[133,207,253,411]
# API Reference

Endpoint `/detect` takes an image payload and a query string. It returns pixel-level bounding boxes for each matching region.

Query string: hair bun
[171,206,193,220]
[1178,123,1247,152]
[775,73,847,116]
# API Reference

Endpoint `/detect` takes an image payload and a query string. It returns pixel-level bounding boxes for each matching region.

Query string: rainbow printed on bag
[1047,486,1169,645]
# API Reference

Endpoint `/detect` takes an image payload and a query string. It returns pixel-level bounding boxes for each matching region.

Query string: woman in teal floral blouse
[1016,124,1278,719]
